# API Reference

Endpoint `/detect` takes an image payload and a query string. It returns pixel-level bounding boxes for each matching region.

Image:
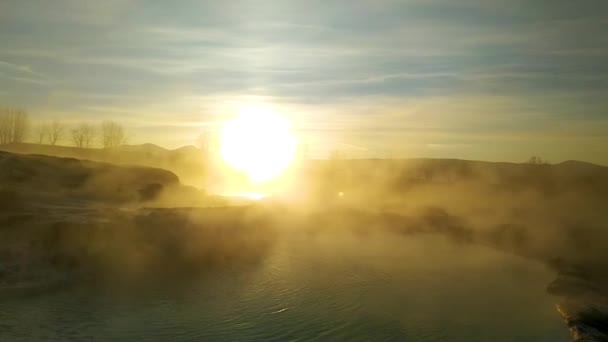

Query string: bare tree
[71,123,96,148]
[47,120,64,146]
[71,127,84,148]
[13,110,28,143]
[101,121,127,148]
[82,123,96,148]
[34,124,48,144]
[0,108,29,144]
[0,111,10,144]
[526,156,549,165]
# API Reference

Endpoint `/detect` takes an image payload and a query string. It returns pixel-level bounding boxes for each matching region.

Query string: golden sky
[1,0,607,164]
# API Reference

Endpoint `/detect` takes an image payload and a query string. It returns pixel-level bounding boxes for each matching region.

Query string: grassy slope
[0,143,207,186]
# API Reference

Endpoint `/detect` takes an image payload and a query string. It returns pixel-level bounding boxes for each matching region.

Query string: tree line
[0,108,28,144]
[0,108,128,148]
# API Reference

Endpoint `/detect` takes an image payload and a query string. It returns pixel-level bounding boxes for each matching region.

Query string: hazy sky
[1,0,607,163]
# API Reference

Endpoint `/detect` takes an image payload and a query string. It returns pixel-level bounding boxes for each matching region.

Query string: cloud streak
[0,0,606,163]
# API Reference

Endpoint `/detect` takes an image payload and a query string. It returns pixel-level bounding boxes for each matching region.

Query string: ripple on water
[0,234,568,341]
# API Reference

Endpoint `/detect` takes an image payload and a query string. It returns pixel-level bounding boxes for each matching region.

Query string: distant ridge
[0,142,207,186]
[558,159,607,169]
[2,142,607,194]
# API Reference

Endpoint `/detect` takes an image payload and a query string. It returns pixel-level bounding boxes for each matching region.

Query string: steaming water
[0,234,568,341]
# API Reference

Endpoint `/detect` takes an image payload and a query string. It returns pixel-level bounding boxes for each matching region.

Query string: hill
[0,143,207,187]
[0,150,210,208]
[303,158,608,207]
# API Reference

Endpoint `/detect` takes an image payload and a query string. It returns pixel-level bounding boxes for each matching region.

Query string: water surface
[0,233,568,341]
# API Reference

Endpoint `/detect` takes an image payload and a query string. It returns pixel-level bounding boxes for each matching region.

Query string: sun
[219,105,297,183]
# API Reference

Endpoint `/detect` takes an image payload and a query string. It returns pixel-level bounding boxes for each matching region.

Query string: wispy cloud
[0,0,606,163]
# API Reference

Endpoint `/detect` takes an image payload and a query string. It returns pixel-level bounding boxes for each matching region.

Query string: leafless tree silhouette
[0,108,29,144]
[47,120,65,146]
[526,156,549,165]
[101,121,127,148]
[71,123,96,148]
[34,124,47,144]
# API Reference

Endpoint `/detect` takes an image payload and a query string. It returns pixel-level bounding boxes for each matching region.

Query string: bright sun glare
[219,106,297,183]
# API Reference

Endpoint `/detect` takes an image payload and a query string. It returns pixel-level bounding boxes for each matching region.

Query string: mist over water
[0,232,568,341]
[2,150,607,341]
